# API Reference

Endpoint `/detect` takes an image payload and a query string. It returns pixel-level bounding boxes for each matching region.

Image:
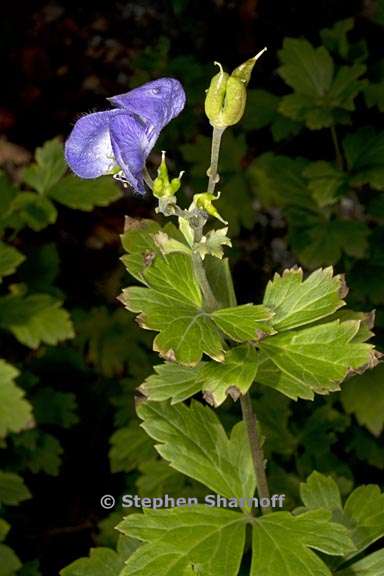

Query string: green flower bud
[153,151,184,199]
[193,192,227,224]
[204,48,267,128]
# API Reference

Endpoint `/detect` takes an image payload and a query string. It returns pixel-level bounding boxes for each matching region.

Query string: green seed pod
[204,63,229,126]
[204,48,267,128]
[231,47,267,86]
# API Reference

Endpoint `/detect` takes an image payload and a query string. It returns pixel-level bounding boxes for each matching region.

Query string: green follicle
[193,192,227,224]
[153,151,184,198]
[231,47,267,86]
[204,48,267,128]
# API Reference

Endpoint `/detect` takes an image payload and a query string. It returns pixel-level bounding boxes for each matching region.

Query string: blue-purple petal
[109,113,160,194]
[64,111,119,178]
[108,78,186,131]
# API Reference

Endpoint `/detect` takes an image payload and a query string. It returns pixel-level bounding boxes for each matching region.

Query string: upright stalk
[190,122,272,514]
[240,393,271,514]
[207,127,225,194]
[330,125,343,171]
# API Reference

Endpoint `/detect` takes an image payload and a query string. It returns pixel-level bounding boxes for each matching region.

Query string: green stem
[240,392,271,514]
[330,125,343,171]
[207,127,225,194]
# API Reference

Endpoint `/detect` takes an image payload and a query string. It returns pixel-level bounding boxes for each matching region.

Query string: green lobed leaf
[300,471,343,512]
[320,18,354,60]
[9,192,57,231]
[22,138,67,194]
[109,421,155,473]
[12,430,63,476]
[277,38,365,129]
[48,175,122,211]
[74,307,150,377]
[293,218,370,268]
[343,127,384,190]
[0,243,25,282]
[118,506,246,576]
[251,509,354,576]
[257,320,377,400]
[0,360,33,438]
[0,294,74,348]
[121,252,273,365]
[0,543,22,576]
[263,266,346,331]
[211,304,274,341]
[337,549,384,575]
[140,345,259,407]
[300,472,384,558]
[0,471,31,506]
[278,38,334,98]
[137,400,256,501]
[60,547,125,576]
[340,364,384,436]
[343,485,384,557]
[32,389,79,428]
[242,89,301,141]
[303,161,349,207]
[247,153,314,209]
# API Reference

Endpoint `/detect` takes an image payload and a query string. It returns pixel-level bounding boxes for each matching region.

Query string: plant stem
[207,127,225,194]
[330,125,343,171]
[240,392,271,514]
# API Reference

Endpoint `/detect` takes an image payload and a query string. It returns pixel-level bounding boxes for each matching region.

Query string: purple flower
[64,78,186,194]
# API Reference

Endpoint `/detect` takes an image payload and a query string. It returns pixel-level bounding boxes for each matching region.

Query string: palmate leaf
[340,364,384,436]
[343,127,384,190]
[256,320,377,400]
[0,360,33,438]
[277,38,365,129]
[48,175,122,211]
[140,345,259,407]
[0,471,31,505]
[292,217,370,268]
[337,549,384,575]
[0,294,74,348]
[0,243,25,282]
[303,161,349,207]
[137,400,256,501]
[109,421,155,473]
[263,267,346,331]
[250,510,354,576]
[118,506,353,576]
[242,89,301,141]
[22,138,67,194]
[9,192,58,231]
[60,547,126,576]
[120,251,273,365]
[0,546,21,576]
[12,430,63,476]
[118,506,246,576]
[301,472,384,560]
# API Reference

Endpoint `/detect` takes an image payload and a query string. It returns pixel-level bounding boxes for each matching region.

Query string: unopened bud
[153,151,184,199]
[193,192,227,224]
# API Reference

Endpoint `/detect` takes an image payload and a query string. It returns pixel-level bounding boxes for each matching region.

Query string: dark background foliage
[1,1,384,575]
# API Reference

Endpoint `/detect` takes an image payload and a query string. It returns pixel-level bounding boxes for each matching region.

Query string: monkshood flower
[65,78,186,194]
